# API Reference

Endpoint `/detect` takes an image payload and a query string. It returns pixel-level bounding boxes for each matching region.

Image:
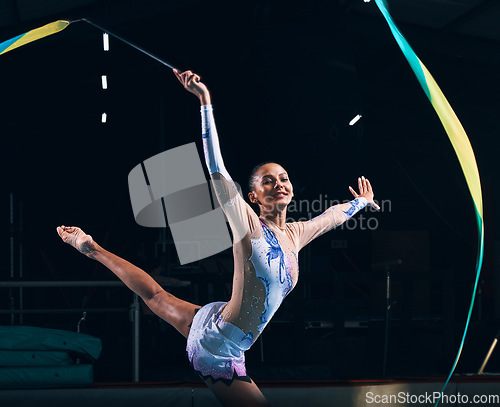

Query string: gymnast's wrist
[355,197,368,207]
[199,91,211,106]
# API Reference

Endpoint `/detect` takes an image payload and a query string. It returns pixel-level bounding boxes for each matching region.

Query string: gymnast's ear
[248,191,258,204]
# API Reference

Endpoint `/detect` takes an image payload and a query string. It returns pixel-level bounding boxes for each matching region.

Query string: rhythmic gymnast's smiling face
[248,163,294,213]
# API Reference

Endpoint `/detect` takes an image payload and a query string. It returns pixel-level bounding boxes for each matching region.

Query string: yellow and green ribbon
[374,0,484,403]
[0,20,70,56]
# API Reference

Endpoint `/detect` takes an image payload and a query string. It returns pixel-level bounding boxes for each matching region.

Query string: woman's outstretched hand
[349,176,380,210]
[173,69,211,105]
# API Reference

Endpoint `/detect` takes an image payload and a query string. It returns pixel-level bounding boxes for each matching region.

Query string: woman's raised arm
[173,68,231,182]
[173,69,254,240]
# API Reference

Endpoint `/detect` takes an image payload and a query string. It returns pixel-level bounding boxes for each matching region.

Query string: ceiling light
[349,114,362,126]
[103,33,109,51]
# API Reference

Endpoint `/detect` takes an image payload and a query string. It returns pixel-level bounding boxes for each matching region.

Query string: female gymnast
[57,69,380,407]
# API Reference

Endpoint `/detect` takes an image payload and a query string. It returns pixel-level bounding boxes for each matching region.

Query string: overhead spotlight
[102,113,107,123]
[103,33,109,51]
[349,114,362,126]
[101,75,108,89]
[364,0,371,3]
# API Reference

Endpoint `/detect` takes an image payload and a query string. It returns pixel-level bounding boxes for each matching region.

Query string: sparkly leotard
[186,105,367,382]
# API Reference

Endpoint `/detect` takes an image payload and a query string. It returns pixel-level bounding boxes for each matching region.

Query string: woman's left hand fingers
[366,178,373,192]
[354,176,379,210]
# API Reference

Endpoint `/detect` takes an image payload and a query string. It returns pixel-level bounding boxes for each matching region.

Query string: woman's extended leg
[57,226,199,338]
[204,377,270,407]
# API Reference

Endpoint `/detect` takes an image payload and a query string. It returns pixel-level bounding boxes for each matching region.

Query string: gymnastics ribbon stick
[0,20,70,56]
[0,18,178,70]
[373,0,484,404]
[81,19,178,70]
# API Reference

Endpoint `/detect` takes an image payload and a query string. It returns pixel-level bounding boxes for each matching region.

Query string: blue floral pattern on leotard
[343,198,364,218]
[261,221,286,283]
[251,220,296,330]
[256,276,271,328]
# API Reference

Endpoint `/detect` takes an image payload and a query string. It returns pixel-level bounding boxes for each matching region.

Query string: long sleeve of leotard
[201,105,231,181]
[201,105,256,240]
[293,197,368,251]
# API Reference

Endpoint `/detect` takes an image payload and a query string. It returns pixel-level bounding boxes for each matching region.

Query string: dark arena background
[1,0,500,406]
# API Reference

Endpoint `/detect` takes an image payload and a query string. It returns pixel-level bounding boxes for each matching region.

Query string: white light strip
[102,113,107,123]
[101,75,108,89]
[349,114,362,126]
[103,33,109,51]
